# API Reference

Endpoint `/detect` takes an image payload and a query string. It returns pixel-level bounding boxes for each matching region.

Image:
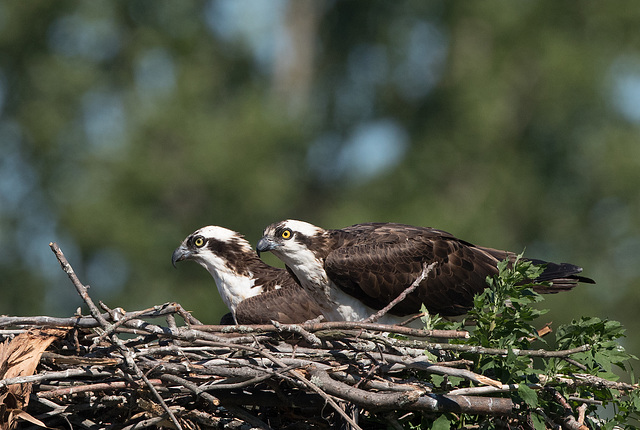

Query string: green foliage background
[1,1,639,362]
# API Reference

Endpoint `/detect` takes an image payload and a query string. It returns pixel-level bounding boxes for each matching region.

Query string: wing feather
[325,226,500,316]
[234,284,324,324]
[319,223,592,318]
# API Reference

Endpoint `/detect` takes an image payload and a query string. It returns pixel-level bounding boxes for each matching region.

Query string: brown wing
[234,284,324,324]
[325,225,501,316]
[250,261,298,292]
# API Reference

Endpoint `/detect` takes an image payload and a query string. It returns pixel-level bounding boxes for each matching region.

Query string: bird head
[256,220,326,266]
[172,226,254,272]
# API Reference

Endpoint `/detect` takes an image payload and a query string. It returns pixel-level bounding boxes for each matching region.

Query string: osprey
[256,220,595,324]
[172,226,323,324]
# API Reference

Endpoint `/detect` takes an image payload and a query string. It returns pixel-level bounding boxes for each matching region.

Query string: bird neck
[286,256,329,294]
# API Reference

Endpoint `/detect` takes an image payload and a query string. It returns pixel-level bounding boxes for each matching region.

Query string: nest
[0,243,635,430]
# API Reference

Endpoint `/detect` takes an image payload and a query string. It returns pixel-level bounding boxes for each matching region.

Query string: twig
[539,373,639,391]
[0,305,194,329]
[2,368,112,389]
[568,397,602,406]
[271,320,321,345]
[160,374,220,406]
[398,312,427,326]
[577,403,588,425]
[0,329,28,337]
[49,242,184,430]
[363,262,437,323]
[166,313,178,332]
[120,416,167,430]
[546,387,589,430]
[199,364,300,391]
[309,367,513,415]
[38,379,163,398]
[196,321,469,339]
[448,383,538,396]
[95,303,160,342]
[420,342,591,358]
[309,366,425,410]
[169,303,202,326]
[330,370,432,393]
[223,405,273,430]
[562,356,589,371]
[49,243,109,327]
[383,355,503,388]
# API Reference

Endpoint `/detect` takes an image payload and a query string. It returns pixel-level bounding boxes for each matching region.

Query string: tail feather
[476,247,595,293]
[525,259,595,294]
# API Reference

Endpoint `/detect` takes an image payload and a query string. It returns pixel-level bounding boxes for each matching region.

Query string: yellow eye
[194,236,205,247]
[281,229,292,239]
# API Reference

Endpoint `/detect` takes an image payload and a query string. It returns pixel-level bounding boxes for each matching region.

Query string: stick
[1,368,112,389]
[363,262,437,323]
[415,341,591,358]
[448,383,538,396]
[49,242,184,430]
[160,374,220,406]
[38,379,162,398]
[309,367,513,415]
[50,243,108,327]
[0,304,195,328]
[199,320,469,339]
[383,355,502,388]
[271,320,322,345]
[546,387,589,430]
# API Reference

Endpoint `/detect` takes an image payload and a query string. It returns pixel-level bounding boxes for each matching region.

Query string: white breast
[194,255,263,319]
[326,283,410,325]
[212,271,260,315]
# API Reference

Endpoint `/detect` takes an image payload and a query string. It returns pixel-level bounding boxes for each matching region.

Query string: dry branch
[363,261,437,323]
[194,320,469,339]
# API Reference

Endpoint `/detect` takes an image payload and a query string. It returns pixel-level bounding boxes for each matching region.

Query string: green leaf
[430,414,451,430]
[447,376,464,386]
[531,412,546,430]
[430,374,445,388]
[423,349,439,362]
[517,384,538,408]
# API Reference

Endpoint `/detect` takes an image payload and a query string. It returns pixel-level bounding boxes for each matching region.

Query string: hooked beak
[172,245,191,268]
[256,236,278,257]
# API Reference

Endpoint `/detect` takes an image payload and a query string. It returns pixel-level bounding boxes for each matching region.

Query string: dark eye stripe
[274,226,288,237]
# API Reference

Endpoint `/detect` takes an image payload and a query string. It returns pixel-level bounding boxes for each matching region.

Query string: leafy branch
[423,253,640,429]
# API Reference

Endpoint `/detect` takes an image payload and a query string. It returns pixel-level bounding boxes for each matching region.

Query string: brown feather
[233,284,324,324]
[321,223,593,317]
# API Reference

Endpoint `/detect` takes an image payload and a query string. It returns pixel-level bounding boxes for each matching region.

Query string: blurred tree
[0,0,639,361]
